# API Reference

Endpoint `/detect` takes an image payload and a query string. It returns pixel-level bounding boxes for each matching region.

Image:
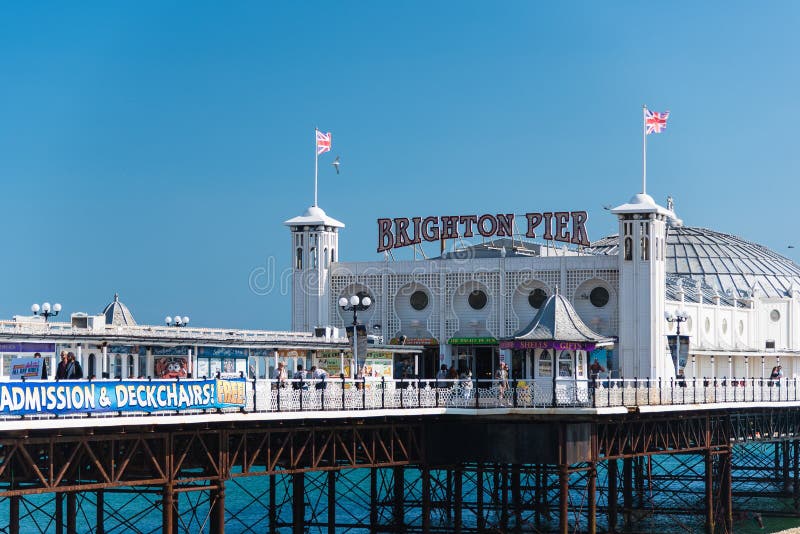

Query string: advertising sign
[667,335,690,375]
[0,378,246,416]
[155,356,189,379]
[363,352,393,378]
[10,358,44,380]
[315,353,350,378]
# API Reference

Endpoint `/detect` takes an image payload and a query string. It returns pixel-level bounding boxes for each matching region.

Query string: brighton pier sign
[377,211,590,252]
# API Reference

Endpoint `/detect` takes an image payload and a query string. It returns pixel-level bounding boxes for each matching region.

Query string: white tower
[284,206,344,332]
[612,193,675,378]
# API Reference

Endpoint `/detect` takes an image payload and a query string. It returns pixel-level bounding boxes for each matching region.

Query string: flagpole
[642,105,647,195]
[314,128,319,207]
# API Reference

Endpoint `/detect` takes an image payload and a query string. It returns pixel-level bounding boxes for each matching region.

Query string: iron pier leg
[623,457,632,529]
[500,465,509,532]
[512,464,522,534]
[393,466,405,532]
[704,451,715,534]
[634,457,644,508]
[776,443,781,484]
[96,490,104,534]
[370,468,378,532]
[211,480,226,534]
[293,472,305,534]
[721,448,733,533]
[784,441,792,494]
[421,465,431,534]
[269,474,277,534]
[162,485,174,534]
[534,465,542,529]
[558,464,569,534]
[608,459,618,533]
[328,471,336,534]
[794,440,800,512]
[55,492,63,534]
[454,465,463,534]
[446,469,453,525]
[9,494,19,534]
[67,492,76,534]
[588,462,597,534]
[477,463,485,532]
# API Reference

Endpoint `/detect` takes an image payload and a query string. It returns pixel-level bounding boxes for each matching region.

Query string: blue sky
[0,2,798,329]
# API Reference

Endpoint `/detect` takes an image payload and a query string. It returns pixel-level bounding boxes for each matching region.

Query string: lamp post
[31,302,61,322]
[165,316,190,327]
[339,294,372,379]
[665,310,688,375]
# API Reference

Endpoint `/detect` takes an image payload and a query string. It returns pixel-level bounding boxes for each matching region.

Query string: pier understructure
[2,382,800,533]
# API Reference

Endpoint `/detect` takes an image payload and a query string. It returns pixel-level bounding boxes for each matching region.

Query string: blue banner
[0,343,56,353]
[0,378,246,416]
[198,346,249,358]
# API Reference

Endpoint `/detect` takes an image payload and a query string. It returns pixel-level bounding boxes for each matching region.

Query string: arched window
[295,248,303,270]
[310,247,317,268]
[127,354,135,379]
[331,248,336,263]
[641,236,650,260]
[624,237,633,261]
[88,353,96,378]
[324,247,329,268]
[538,350,552,377]
[558,351,573,378]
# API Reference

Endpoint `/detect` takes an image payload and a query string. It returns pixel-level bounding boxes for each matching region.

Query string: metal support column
[454,466,463,534]
[534,465,542,529]
[477,463,485,532]
[96,490,105,534]
[721,448,733,533]
[211,480,226,534]
[421,465,431,534]
[162,486,174,534]
[67,492,76,534]
[588,462,597,534]
[705,451,715,534]
[794,440,800,512]
[500,465,509,532]
[784,441,792,494]
[512,464,522,534]
[370,467,378,532]
[293,472,305,534]
[608,459,618,532]
[328,471,337,534]
[9,495,19,534]
[393,466,405,532]
[623,457,632,527]
[269,474,277,534]
[55,492,63,534]
[558,464,569,534]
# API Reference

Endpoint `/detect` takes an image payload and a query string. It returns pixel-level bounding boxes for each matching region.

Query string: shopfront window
[558,351,573,378]
[538,350,552,377]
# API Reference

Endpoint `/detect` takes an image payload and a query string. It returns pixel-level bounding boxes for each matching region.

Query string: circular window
[704,317,711,333]
[468,290,487,310]
[771,309,781,322]
[686,317,693,332]
[528,288,547,309]
[410,290,428,311]
[589,287,610,308]
[722,318,728,334]
[738,320,744,335]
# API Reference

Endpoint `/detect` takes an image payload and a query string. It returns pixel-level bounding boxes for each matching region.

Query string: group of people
[55,350,83,380]
[272,362,328,389]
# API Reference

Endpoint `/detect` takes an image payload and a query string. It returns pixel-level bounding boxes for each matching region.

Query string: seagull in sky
[603,205,612,211]
[789,245,795,249]
[332,156,340,174]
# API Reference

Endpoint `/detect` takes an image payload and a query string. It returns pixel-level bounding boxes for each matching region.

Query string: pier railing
[4,376,800,421]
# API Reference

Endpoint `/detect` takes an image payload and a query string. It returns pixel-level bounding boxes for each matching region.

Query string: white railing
[3,376,800,423]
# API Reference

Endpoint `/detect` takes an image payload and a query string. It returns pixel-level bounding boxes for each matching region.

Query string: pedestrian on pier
[496,362,509,405]
[33,352,47,379]
[436,364,448,381]
[65,352,83,379]
[56,351,68,380]
[273,362,288,389]
[677,369,687,387]
[293,364,307,390]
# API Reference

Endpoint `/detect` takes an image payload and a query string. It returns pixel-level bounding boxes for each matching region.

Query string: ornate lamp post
[665,310,688,375]
[165,315,190,327]
[31,302,61,322]
[339,294,372,378]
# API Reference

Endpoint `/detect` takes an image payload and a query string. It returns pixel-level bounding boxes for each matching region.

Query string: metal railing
[3,375,800,422]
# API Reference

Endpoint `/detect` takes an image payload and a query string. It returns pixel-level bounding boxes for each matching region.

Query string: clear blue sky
[0,2,798,329]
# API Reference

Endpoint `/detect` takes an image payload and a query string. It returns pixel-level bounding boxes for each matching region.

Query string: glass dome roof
[588,226,800,298]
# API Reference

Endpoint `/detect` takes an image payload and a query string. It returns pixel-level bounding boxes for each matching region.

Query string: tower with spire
[284,206,344,332]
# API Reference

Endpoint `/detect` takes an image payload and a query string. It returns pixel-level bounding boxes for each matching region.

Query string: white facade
[287,192,800,380]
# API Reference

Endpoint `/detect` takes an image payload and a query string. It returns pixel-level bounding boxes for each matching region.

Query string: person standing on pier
[56,351,68,379]
[65,352,83,379]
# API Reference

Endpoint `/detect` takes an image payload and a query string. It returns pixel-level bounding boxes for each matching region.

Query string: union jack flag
[645,109,669,135]
[316,129,332,155]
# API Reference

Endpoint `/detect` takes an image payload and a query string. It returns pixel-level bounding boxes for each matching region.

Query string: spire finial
[114,293,119,301]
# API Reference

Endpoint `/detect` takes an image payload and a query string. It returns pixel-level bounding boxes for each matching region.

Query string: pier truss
[1,408,800,532]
